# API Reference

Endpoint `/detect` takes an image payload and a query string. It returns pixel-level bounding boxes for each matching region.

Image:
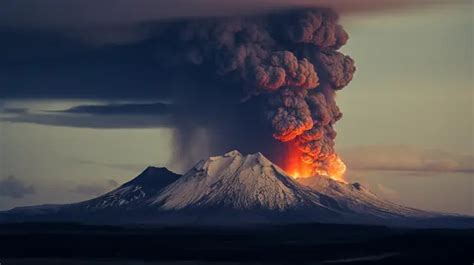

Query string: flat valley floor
[1,223,473,264]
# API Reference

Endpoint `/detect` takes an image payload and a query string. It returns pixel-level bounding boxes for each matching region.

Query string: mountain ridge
[1,150,472,227]
[152,150,328,211]
[76,166,181,211]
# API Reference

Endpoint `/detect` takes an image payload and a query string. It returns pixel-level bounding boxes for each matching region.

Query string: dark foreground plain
[0,222,473,265]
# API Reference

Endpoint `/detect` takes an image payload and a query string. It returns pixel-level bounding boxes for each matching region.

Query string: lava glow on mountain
[283,141,347,183]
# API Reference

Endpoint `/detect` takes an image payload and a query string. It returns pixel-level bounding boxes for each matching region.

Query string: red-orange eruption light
[315,155,347,183]
[283,141,347,183]
[283,141,313,179]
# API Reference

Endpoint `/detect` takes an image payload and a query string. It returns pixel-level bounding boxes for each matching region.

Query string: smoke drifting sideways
[149,8,356,174]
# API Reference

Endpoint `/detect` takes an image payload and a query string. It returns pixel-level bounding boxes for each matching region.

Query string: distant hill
[1,150,472,227]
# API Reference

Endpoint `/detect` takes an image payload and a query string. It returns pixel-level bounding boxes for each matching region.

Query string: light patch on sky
[0,4,472,214]
[0,115,175,210]
[337,4,472,154]
[347,170,473,215]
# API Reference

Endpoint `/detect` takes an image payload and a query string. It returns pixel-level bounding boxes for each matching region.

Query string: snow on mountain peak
[297,175,432,219]
[223,150,242,157]
[79,166,181,210]
[2,150,464,226]
[152,151,319,211]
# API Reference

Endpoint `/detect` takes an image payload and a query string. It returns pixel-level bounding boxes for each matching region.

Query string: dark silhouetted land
[0,222,473,264]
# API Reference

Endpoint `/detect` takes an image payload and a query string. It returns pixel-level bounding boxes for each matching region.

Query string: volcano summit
[0,151,472,227]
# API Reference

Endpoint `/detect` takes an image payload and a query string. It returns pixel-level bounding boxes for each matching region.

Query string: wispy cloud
[1,107,29,114]
[77,160,150,172]
[376,183,399,199]
[70,179,119,196]
[0,102,182,128]
[57,102,171,115]
[0,176,35,198]
[341,145,473,173]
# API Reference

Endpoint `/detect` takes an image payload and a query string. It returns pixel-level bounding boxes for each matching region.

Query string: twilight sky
[0,1,472,215]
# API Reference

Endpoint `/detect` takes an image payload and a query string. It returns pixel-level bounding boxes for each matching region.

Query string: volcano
[0,151,472,227]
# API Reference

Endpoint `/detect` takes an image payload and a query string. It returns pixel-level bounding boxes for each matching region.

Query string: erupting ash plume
[153,8,355,181]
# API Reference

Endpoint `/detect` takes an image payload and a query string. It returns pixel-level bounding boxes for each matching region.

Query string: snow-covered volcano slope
[150,150,438,224]
[152,150,327,210]
[78,166,181,211]
[1,151,472,227]
[296,176,433,219]
[0,167,181,220]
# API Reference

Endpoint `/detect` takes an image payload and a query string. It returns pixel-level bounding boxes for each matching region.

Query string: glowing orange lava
[283,142,313,179]
[283,141,347,183]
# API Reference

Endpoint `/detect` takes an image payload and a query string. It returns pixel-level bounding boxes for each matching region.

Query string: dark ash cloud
[0,1,463,101]
[2,8,358,174]
[0,176,35,198]
[0,0,458,30]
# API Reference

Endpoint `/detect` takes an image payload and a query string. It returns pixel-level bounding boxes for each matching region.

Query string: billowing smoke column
[156,8,355,179]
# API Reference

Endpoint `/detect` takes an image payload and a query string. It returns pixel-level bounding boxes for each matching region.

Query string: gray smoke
[151,8,355,173]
